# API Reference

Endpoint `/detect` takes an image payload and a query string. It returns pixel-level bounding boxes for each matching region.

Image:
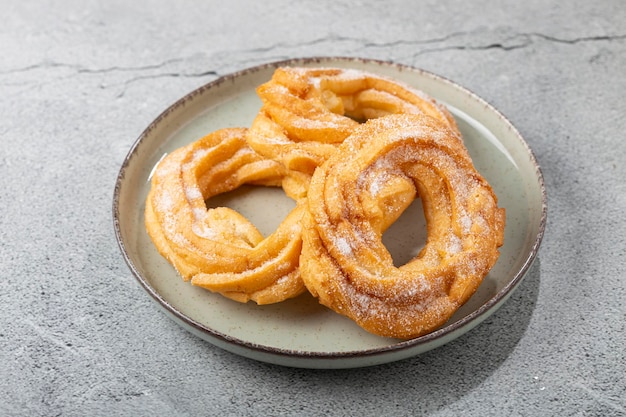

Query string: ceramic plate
[113,57,546,369]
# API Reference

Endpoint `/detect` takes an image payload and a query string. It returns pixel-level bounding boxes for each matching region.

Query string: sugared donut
[246,67,460,199]
[300,114,505,338]
[144,128,306,304]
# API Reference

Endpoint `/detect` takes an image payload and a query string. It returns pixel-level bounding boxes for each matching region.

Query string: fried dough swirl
[300,114,505,339]
[246,67,459,199]
[144,128,306,304]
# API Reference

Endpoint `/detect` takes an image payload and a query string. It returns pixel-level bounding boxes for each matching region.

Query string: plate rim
[112,56,547,367]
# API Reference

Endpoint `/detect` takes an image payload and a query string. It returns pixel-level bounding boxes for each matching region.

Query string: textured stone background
[1,1,625,415]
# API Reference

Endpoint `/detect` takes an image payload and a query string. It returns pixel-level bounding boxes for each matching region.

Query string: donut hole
[381,198,428,267]
[323,86,422,124]
[205,185,296,238]
[323,90,392,124]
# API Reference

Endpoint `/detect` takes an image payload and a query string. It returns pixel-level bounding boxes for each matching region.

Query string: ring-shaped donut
[144,128,306,304]
[300,114,506,338]
[246,67,460,199]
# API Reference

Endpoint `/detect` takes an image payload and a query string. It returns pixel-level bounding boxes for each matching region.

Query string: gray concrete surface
[1,0,625,415]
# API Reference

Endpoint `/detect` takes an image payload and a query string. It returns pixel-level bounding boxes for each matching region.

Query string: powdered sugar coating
[301,114,505,339]
[144,127,307,305]
[245,66,462,199]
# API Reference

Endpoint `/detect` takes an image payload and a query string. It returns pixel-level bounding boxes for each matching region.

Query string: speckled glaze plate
[113,57,546,369]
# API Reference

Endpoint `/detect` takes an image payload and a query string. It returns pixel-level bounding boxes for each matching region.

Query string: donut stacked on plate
[145,67,505,339]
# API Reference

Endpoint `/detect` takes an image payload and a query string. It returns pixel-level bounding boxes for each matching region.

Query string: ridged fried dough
[144,128,306,304]
[300,114,505,339]
[246,67,460,199]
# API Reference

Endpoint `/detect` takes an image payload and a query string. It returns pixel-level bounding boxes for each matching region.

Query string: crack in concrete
[2,30,624,90]
[0,59,220,98]
[0,58,187,76]
[362,32,626,58]
[0,61,74,75]
[409,37,533,58]
[114,70,220,98]
[234,30,626,56]
[121,69,219,83]
[76,58,186,75]
[533,32,626,44]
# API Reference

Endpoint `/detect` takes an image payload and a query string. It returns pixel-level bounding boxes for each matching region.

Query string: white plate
[113,57,546,369]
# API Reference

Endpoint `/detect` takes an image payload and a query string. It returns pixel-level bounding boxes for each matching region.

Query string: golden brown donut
[300,114,505,339]
[246,66,460,199]
[144,128,307,304]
